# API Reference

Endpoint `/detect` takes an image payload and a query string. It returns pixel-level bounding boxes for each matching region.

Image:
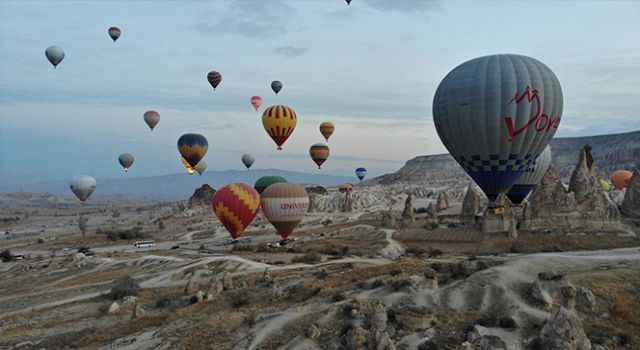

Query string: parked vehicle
[78,247,94,256]
[134,240,156,248]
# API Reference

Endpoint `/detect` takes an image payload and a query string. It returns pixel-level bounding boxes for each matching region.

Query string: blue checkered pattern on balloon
[455,153,534,200]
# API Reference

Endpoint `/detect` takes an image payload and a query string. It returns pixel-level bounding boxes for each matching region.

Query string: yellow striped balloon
[262,105,297,150]
[319,122,334,141]
[309,143,330,169]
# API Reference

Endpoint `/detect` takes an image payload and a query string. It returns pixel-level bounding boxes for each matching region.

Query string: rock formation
[482,194,517,237]
[222,273,234,290]
[380,208,401,228]
[208,278,223,298]
[569,146,596,203]
[184,277,200,295]
[620,170,640,218]
[436,191,449,211]
[188,184,216,208]
[346,326,369,350]
[421,268,438,289]
[461,182,485,226]
[306,186,328,195]
[108,301,119,314]
[425,203,438,229]
[371,304,388,332]
[539,306,592,350]
[401,194,415,228]
[131,303,145,320]
[308,189,387,213]
[307,324,321,340]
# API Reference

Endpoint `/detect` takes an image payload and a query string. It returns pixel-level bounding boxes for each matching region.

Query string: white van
[134,241,156,248]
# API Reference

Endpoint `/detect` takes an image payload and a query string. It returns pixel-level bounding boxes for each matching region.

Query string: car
[62,247,71,252]
[78,247,95,256]
[171,245,180,250]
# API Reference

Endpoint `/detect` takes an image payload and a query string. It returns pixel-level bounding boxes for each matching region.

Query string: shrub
[110,276,140,300]
[389,269,402,277]
[291,252,321,264]
[314,269,329,279]
[37,238,45,244]
[476,260,490,271]
[0,250,12,262]
[155,295,172,309]
[227,289,250,311]
[509,242,525,254]
[428,248,443,258]
[541,244,563,252]
[331,292,346,302]
[371,279,385,289]
[391,278,413,292]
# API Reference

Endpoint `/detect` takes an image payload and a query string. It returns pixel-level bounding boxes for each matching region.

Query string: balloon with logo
[118,153,135,172]
[610,170,633,190]
[70,175,96,202]
[254,176,287,195]
[309,143,330,169]
[355,167,367,182]
[260,183,309,239]
[262,105,297,150]
[250,96,263,111]
[242,153,255,169]
[212,183,261,239]
[319,122,335,142]
[195,161,207,175]
[181,157,195,175]
[178,133,208,169]
[108,26,121,42]
[433,54,563,202]
[207,71,222,90]
[506,145,551,204]
[45,46,65,68]
[271,80,283,95]
[143,110,160,131]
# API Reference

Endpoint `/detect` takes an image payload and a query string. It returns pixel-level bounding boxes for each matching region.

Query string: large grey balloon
[242,153,255,169]
[433,54,563,201]
[45,46,65,68]
[69,175,96,202]
[271,80,283,95]
[506,145,551,204]
[118,153,135,172]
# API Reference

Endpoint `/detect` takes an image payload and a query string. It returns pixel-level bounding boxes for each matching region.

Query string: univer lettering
[280,202,309,209]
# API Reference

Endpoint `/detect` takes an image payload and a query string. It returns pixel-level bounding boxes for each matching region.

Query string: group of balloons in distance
[55,21,369,241]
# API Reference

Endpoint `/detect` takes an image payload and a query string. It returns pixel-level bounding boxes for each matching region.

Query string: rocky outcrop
[483,194,517,237]
[208,278,223,299]
[108,301,120,314]
[401,194,415,228]
[421,268,438,289]
[523,148,621,231]
[131,303,145,319]
[272,283,284,298]
[461,182,485,226]
[576,288,596,311]
[380,209,401,228]
[425,203,438,228]
[188,184,216,208]
[371,304,388,332]
[306,186,328,195]
[620,170,640,218]
[346,326,369,350]
[222,273,234,290]
[307,324,321,340]
[184,277,200,294]
[436,191,450,211]
[539,306,592,350]
[308,189,388,213]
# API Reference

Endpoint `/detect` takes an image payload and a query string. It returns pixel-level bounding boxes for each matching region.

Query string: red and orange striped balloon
[212,183,261,239]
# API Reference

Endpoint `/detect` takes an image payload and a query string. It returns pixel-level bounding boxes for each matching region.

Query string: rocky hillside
[370,130,640,187]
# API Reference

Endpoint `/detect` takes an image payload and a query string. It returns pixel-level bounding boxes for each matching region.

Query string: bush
[541,244,563,252]
[509,242,525,253]
[389,269,402,277]
[314,269,329,279]
[155,295,172,309]
[331,292,346,302]
[391,278,413,292]
[292,252,321,264]
[227,289,250,311]
[110,276,140,300]
[37,238,45,244]
[476,260,490,271]
[428,248,443,258]
[0,250,12,262]
[371,279,385,289]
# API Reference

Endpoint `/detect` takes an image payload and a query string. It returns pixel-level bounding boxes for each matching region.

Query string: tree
[78,215,88,238]
[111,276,140,300]
[227,289,249,312]
[0,250,12,262]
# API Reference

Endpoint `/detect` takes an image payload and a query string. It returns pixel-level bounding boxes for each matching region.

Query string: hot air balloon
[599,179,610,192]
[346,0,352,4]
[611,170,633,190]
[195,161,207,175]
[181,157,195,175]
[250,96,263,111]
[212,183,261,239]
[118,153,135,172]
[319,122,335,142]
[309,143,330,169]
[355,167,367,182]
[433,54,563,202]
[45,46,65,68]
[262,105,297,150]
[207,71,222,90]
[70,175,96,202]
[242,153,255,169]
[177,134,208,168]
[339,184,354,194]
[260,183,309,239]
[271,80,283,95]
[254,176,287,195]
[143,110,160,131]
[108,26,121,42]
[506,145,551,204]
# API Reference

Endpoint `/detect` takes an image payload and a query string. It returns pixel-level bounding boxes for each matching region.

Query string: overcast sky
[1,0,639,185]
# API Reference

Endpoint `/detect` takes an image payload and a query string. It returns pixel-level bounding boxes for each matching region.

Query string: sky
[1,0,639,185]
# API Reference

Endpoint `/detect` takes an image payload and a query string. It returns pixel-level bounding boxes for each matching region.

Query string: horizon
[1,0,639,185]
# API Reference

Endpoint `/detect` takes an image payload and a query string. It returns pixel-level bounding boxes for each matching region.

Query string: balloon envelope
[45,46,65,68]
[506,145,552,204]
[271,80,283,95]
[599,179,610,192]
[69,175,96,202]
[207,71,222,90]
[242,153,255,169]
[339,184,354,194]
[254,176,287,195]
[611,170,633,190]
[177,134,208,168]
[195,161,207,175]
[262,105,297,150]
[433,54,563,201]
[212,183,260,239]
[355,167,367,181]
[309,143,330,169]
[319,122,335,142]
[108,26,121,42]
[143,110,160,131]
[260,183,309,239]
[250,96,263,111]
[118,153,135,172]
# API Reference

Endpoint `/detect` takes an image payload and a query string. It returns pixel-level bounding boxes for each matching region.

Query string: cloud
[196,0,296,39]
[365,0,444,14]
[273,45,310,57]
